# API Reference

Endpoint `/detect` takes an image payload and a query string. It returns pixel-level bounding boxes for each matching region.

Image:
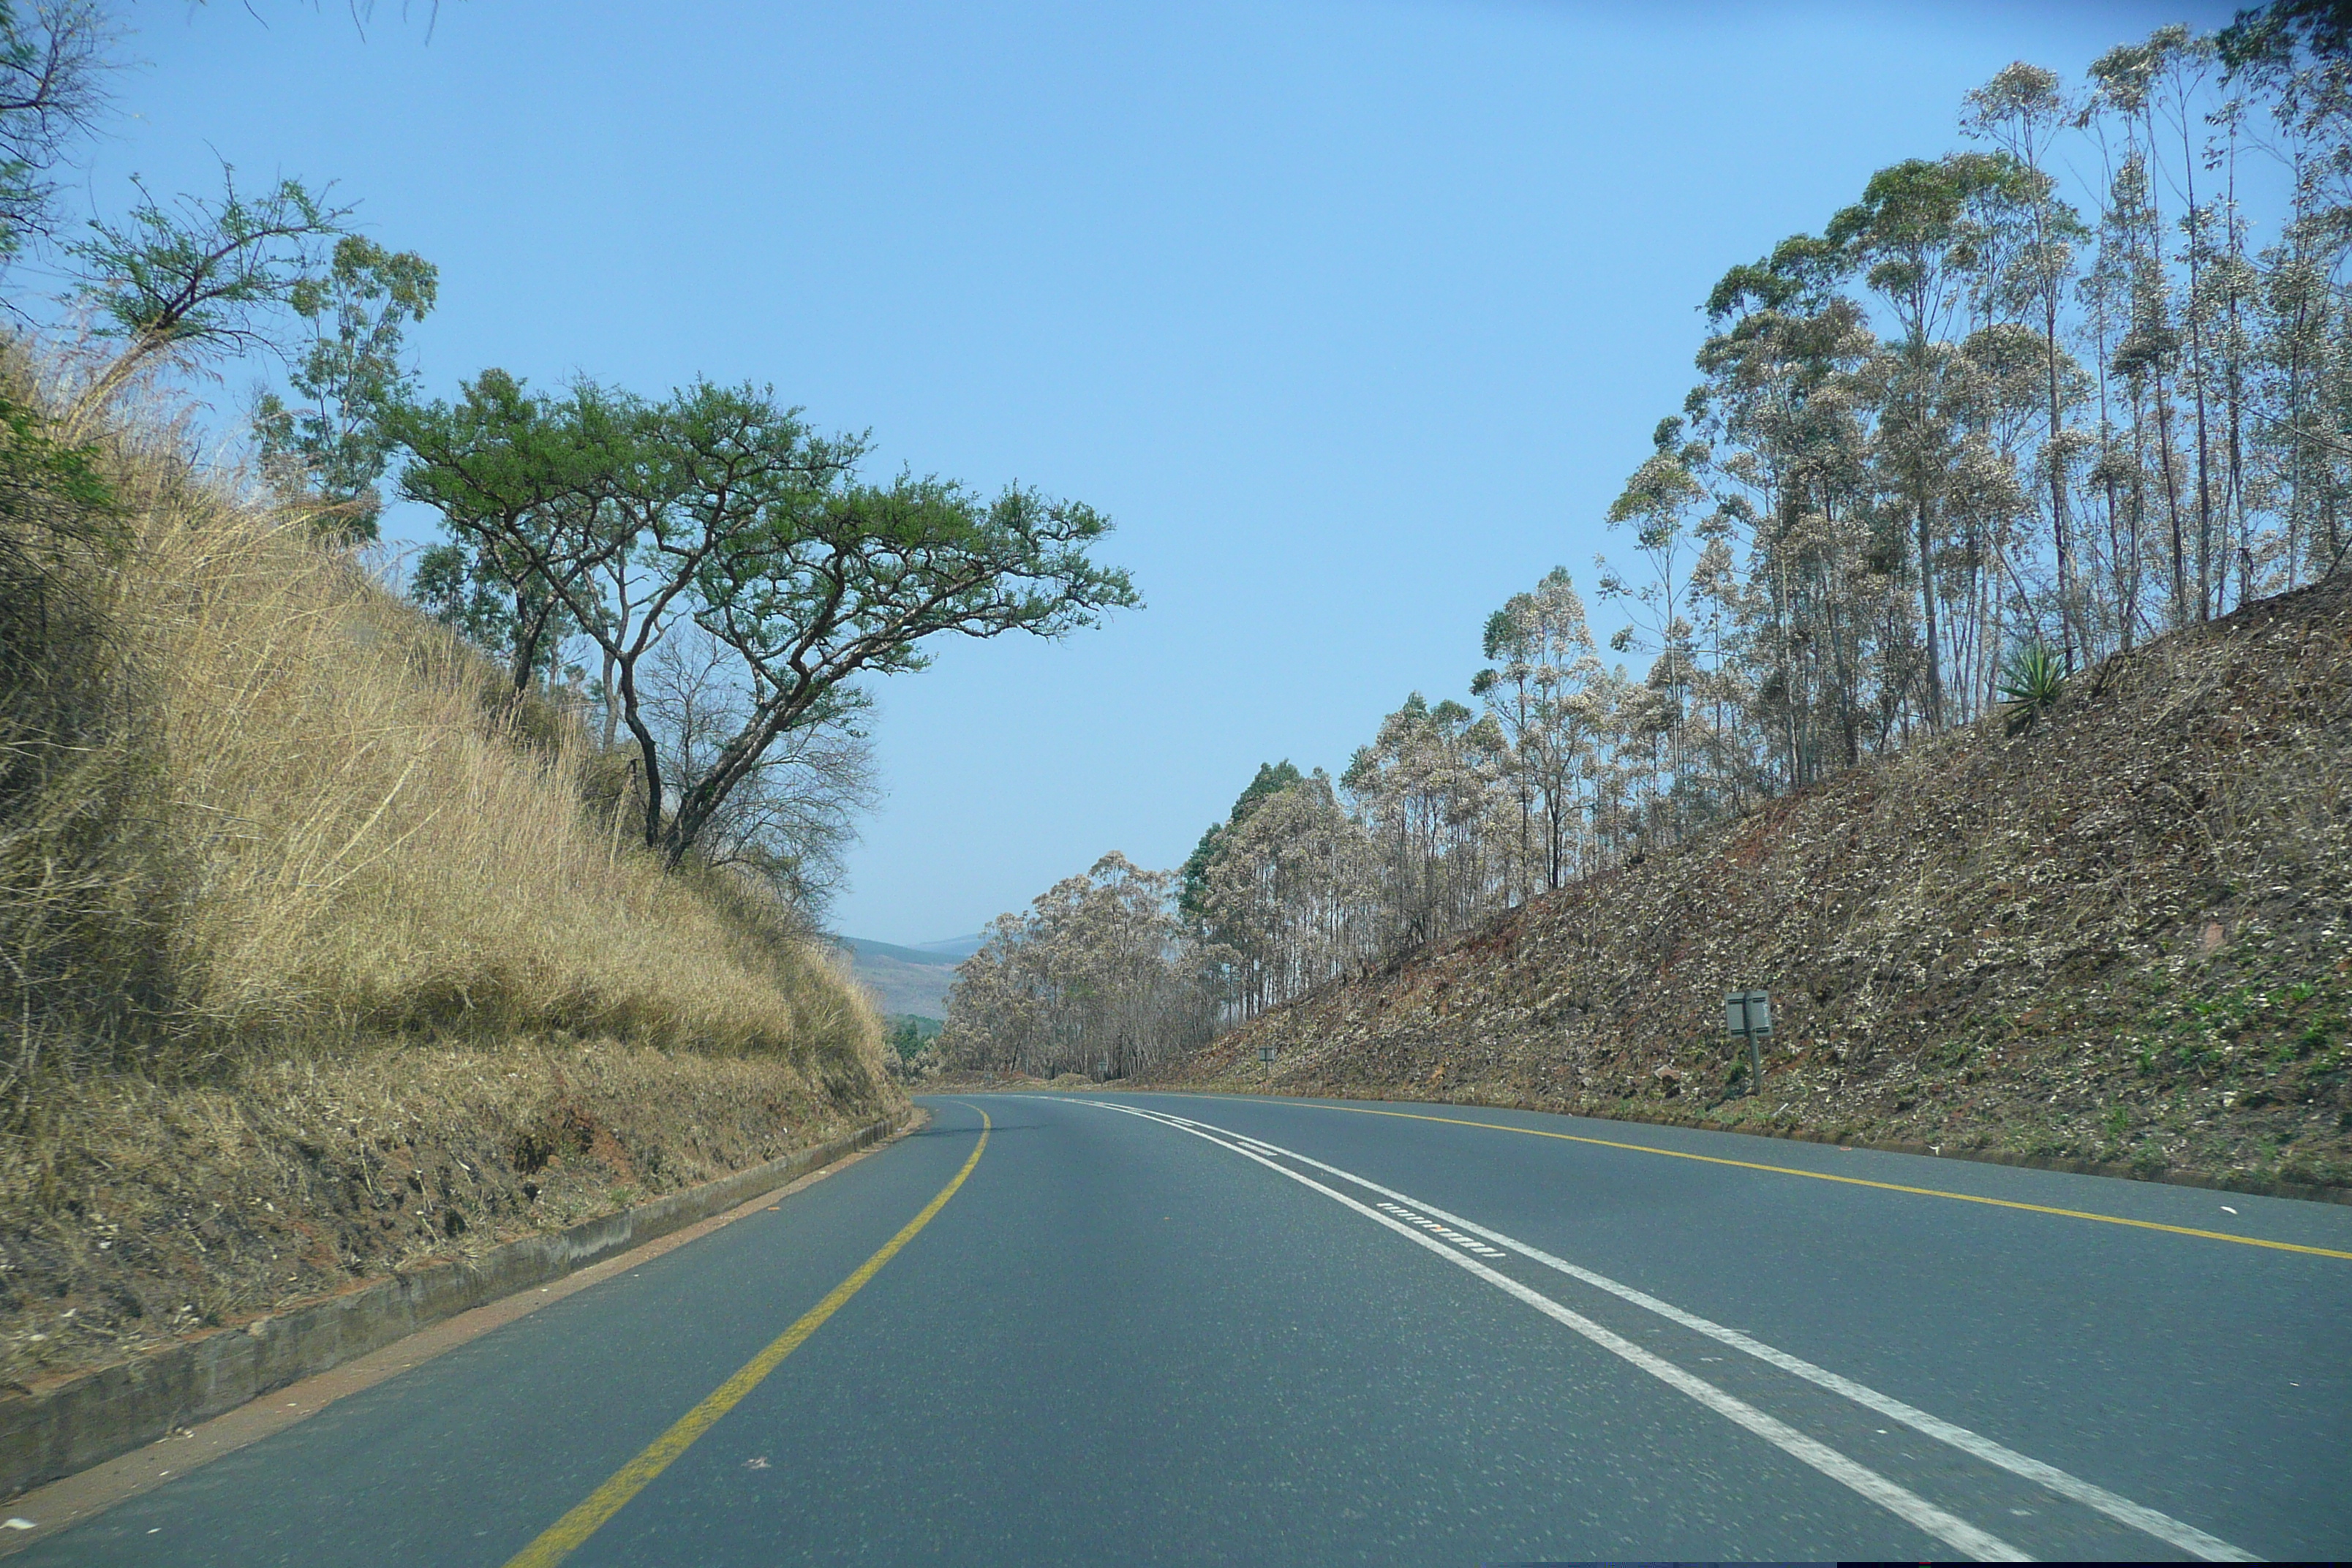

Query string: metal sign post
[1725,990,1772,1094]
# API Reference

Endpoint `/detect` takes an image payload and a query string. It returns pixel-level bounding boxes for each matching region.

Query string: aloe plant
[1998,642,2068,736]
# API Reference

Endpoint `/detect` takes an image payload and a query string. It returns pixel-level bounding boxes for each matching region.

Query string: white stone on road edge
[1066,1098,2256,1565]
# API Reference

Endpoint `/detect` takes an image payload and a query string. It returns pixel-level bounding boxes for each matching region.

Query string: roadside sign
[1259,1045,1277,1064]
[1725,990,1771,1095]
[1725,990,1772,1038]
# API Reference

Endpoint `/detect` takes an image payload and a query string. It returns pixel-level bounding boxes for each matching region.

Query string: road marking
[502,1109,991,1568]
[1208,1098,2352,1262]
[1377,1202,1511,1255]
[1168,1108,2258,1561]
[1075,1099,2258,1564]
[1069,1101,2024,1561]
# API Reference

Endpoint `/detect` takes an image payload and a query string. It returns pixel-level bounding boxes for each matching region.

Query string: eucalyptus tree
[1471,568,1603,893]
[960,15,2352,1048]
[2226,26,2352,587]
[2087,28,2226,625]
[1697,235,1880,780]
[1599,418,1712,794]
[940,853,1211,1078]
[1179,759,1304,994]
[2221,0,2352,61]
[1965,63,2094,664]
[1826,151,2028,726]
[1342,694,1505,950]
[2149,29,2230,621]
[1194,771,1377,1018]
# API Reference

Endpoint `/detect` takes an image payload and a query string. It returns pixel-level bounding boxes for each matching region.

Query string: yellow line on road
[503,1108,991,1568]
[1259,1101,2352,1262]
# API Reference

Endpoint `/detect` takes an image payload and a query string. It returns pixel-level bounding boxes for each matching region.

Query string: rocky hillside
[1160,576,2352,1197]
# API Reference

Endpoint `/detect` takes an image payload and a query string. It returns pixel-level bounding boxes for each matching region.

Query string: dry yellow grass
[108,428,883,1074]
[0,358,901,1384]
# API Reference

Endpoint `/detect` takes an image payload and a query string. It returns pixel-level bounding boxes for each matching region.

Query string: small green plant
[1999,641,2068,736]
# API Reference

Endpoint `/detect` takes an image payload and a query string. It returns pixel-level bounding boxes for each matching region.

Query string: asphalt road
[16,1091,2351,1564]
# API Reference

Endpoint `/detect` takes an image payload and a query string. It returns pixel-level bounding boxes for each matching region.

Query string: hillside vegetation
[1161,577,2352,1195]
[0,369,899,1387]
[941,24,2352,1095]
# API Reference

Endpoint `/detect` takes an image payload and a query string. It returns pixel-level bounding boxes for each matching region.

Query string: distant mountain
[912,933,986,960]
[843,937,960,968]
[836,936,979,1021]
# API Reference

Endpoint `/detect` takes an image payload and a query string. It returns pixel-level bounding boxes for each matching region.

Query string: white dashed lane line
[1375,1201,1509,1256]
[1057,1097,2256,1566]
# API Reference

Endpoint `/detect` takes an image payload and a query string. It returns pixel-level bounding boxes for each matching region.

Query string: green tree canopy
[252,235,438,543]
[393,373,1139,867]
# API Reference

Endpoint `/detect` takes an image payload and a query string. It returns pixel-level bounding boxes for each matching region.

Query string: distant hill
[911,933,985,960]
[844,937,959,968]
[837,935,983,1020]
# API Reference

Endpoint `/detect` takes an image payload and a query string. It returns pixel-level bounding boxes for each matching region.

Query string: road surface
[15,1092,2350,1564]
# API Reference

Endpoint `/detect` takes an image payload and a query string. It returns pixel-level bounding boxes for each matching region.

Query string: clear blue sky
[86,0,2228,945]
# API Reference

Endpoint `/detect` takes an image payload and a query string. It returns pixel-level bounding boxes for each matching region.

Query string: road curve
[14,1091,2348,1564]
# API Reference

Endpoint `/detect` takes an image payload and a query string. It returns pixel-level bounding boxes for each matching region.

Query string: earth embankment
[1160,575,2352,1196]
[0,363,900,1392]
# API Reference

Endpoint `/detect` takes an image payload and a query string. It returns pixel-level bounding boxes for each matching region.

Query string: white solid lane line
[1110,1101,2256,1566]
[1066,1099,2026,1563]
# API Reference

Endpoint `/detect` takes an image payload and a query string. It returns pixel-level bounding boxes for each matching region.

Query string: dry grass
[0,353,900,1386]
[137,490,869,1063]
[29,403,891,1077]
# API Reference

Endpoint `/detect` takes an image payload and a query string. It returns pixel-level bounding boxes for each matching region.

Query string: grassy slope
[1158,576,2352,1194]
[0,380,900,1387]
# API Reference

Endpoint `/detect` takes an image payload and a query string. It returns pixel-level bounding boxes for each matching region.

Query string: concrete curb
[0,1109,909,1502]
[1134,1080,2352,1207]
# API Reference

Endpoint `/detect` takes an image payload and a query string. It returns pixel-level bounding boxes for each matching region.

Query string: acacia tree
[396,374,1138,868]
[677,457,1134,870]
[67,167,352,406]
[393,370,622,693]
[0,1,113,268]
[637,625,878,921]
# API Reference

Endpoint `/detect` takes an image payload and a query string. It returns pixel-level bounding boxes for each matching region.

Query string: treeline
[938,10,2352,1076]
